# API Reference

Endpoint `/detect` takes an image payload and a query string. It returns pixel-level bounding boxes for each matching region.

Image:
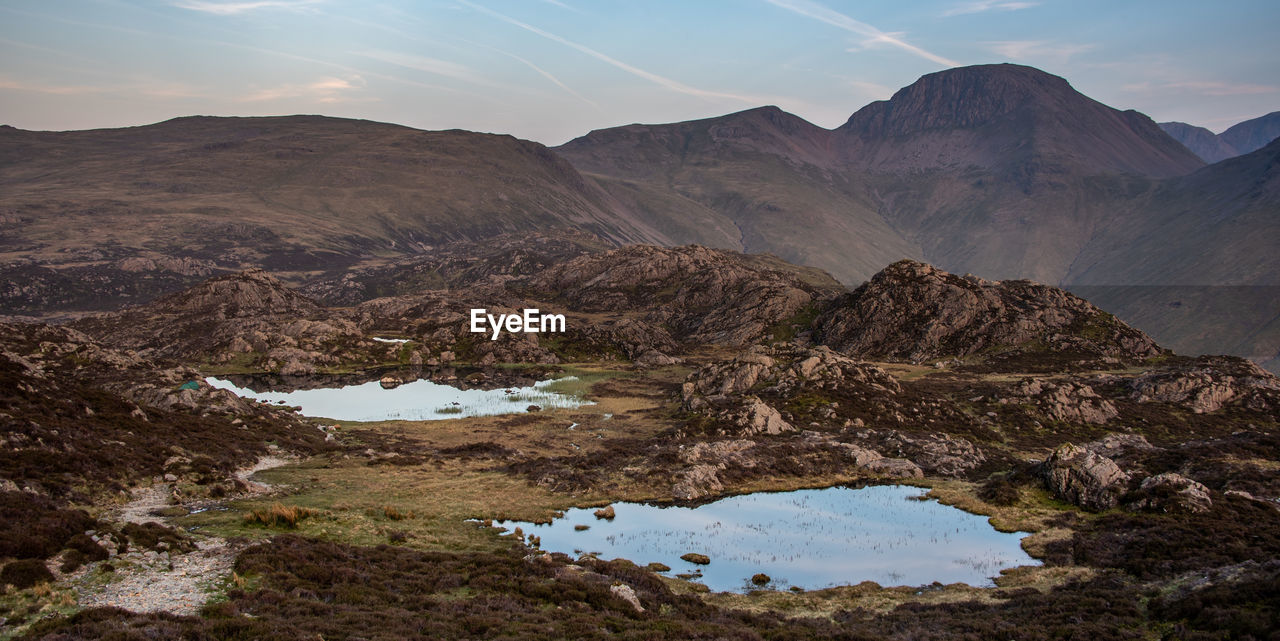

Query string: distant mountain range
[1,64,1276,370]
[1160,111,1280,162]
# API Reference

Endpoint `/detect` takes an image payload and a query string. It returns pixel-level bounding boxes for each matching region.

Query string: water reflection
[495,485,1038,592]
[207,375,589,422]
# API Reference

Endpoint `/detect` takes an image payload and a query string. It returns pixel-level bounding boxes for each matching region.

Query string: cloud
[240,75,368,103]
[985,40,1095,63]
[459,1,764,104]
[353,51,476,82]
[943,1,1038,17]
[763,0,958,67]
[171,0,319,16]
[490,48,598,107]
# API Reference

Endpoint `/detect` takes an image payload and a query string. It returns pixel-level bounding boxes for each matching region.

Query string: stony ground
[72,456,293,616]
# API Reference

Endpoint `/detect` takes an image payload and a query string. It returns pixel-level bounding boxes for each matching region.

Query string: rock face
[1131,356,1280,413]
[1132,472,1212,514]
[816,260,1162,363]
[1040,443,1131,510]
[873,431,985,477]
[524,245,841,346]
[1002,379,1118,424]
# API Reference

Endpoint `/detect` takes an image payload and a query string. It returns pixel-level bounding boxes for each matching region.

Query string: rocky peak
[836,63,1203,177]
[147,269,321,319]
[522,244,840,346]
[815,259,1162,364]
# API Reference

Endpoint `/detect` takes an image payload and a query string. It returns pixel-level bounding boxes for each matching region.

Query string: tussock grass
[243,503,320,529]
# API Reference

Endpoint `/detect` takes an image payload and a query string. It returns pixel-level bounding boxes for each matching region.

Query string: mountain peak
[840,64,1075,135]
[836,63,1203,177]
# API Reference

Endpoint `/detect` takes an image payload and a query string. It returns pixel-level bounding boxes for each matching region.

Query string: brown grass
[244,503,321,529]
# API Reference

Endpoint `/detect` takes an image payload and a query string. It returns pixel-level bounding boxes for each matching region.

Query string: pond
[206,375,590,422]
[494,485,1038,592]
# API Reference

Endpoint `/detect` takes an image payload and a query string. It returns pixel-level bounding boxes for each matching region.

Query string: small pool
[207,376,590,422]
[494,485,1038,592]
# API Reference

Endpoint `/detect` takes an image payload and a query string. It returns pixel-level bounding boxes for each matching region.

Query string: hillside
[1159,121,1240,163]
[1220,110,1280,155]
[0,116,725,313]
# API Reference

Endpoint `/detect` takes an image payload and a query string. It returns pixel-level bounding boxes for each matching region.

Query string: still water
[495,485,1038,592]
[206,376,589,422]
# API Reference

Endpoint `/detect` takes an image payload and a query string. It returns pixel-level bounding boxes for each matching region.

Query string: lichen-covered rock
[1040,443,1131,510]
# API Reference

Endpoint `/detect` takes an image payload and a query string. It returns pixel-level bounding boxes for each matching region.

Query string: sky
[1,0,1277,145]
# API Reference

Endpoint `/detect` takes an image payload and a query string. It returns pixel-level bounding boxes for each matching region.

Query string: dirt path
[76,456,294,616]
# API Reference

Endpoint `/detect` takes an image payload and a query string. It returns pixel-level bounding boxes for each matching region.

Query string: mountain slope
[556,106,921,285]
[1159,121,1240,163]
[559,64,1206,286]
[0,116,729,313]
[1220,111,1280,155]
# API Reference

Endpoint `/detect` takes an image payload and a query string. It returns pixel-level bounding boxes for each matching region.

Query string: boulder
[1040,443,1131,510]
[672,465,723,501]
[863,457,924,479]
[1132,472,1212,514]
[610,583,644,612]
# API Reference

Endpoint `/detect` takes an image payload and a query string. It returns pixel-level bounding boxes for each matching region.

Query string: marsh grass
[244,503,321,529]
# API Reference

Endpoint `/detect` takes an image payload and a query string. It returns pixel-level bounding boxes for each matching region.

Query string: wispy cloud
[943,1,1037,17]
[170,0,319,15]
[240,75,369,103]
[986,40,1095,64]
[353,51,475,82]
[763,0,958,67]
[459,0,763,104]
[491,48,597,107]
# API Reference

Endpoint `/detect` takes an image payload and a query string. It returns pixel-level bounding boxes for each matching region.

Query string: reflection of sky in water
[496,485,1039,592]
[206,376,588,422]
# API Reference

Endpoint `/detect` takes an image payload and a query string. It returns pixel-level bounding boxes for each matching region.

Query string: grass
[244,503,322,529]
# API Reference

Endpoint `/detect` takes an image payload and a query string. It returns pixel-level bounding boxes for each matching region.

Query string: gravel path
[77,538,236,616]
[77,456,294,616]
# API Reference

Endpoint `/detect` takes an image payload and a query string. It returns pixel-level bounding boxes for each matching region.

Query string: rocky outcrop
[816,260,1162,363]
[1131,356,1280,413]
[1039,443,1131,510]
[1000,379,1118,424]
[524,245,840,346]
[1082,433,1157,460]
[872,430,985,477]
[1131,472,1212,514]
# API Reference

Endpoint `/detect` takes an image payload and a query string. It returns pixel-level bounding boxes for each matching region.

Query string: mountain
[1159,121,1240,163]
[836,64,1202,177]
[558,65,1206,287]
[557,105,919,284]
[815,259,1161,366]
[0,116,730,314]
[1220,110,1280,155]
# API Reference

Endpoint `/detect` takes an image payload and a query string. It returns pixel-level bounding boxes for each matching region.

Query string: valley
[2,240,1278,639]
